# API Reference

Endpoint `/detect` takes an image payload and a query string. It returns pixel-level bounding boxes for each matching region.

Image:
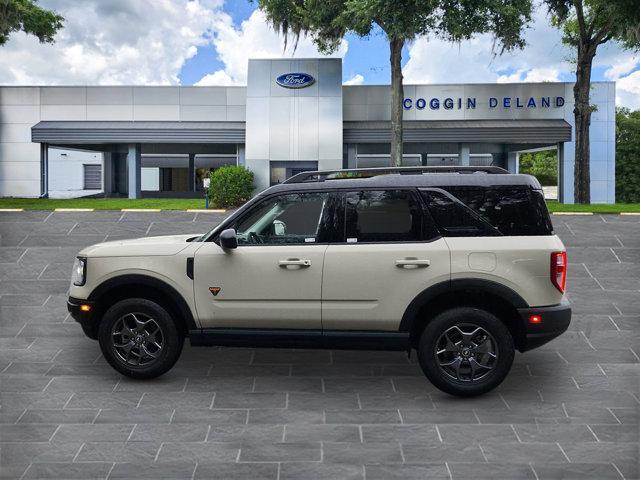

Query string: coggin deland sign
[275,71,566,112]
[403,95,565,110]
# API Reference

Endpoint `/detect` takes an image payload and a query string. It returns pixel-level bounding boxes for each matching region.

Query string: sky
[0,0,638,108]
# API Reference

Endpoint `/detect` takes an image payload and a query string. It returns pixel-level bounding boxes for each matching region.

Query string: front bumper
[67,296,97,339]
[518,299,571,351]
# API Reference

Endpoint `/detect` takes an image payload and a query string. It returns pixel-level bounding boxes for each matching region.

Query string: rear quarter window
[422,186,553,236]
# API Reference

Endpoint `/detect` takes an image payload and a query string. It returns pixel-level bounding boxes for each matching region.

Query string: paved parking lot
[0,211,638,479]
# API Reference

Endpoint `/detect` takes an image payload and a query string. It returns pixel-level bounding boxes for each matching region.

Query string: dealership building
[0,58,616,203]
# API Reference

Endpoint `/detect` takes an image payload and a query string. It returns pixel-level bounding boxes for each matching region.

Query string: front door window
[234,192,332,245]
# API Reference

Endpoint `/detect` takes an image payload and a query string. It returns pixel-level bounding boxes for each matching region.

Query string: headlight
[72,257,86,286]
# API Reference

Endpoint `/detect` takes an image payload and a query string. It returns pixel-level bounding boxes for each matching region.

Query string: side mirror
[273,220,286,236]
[219,228,237,250]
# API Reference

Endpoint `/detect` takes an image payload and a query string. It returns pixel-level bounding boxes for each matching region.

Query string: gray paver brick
[1,212,638,479]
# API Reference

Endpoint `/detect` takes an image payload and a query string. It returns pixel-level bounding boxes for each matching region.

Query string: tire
[417,307,514,397]
[98,298,184,379]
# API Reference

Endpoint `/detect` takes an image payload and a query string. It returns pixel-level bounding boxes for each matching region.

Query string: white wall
[0,85,247,198]
[0,87,41,197]
[48,148,103,193]
[141,167,160,191]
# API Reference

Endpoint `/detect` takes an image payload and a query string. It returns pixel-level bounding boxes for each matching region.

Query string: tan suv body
[68,167,570,396]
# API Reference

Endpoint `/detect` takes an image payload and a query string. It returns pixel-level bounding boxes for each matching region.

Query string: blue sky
[1,0,637,107]
[179,2,402,86]
[177,0,623,87]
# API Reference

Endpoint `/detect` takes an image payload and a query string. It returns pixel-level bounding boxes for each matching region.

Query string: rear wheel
[98,298,183,379]
[417,307,514,396]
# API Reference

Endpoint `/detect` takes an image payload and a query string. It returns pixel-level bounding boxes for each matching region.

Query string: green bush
[519,150,558,186]
[616,108,640,203]
[208,166,254,208]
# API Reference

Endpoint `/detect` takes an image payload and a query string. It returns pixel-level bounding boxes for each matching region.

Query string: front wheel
[98,298,183,379]
[417,307,514,397]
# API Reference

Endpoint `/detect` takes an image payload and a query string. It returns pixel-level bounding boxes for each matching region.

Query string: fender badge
[209,287,221,296]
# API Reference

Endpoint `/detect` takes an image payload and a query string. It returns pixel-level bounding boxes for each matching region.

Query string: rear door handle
[395,259,430,268]
[279,258,311,268]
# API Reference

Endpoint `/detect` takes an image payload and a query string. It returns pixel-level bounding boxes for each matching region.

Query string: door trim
[189,328,409,351]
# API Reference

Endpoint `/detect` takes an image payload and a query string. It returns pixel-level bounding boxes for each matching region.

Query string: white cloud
[196,9,348,86]
[195,70,236,86]
[604,54,639,81]
[343,74,364,85]
[616,70,640,110]
[403,8,572,85]
[402,5,639,108]
[0,0,224,85]
[497,67,561,83]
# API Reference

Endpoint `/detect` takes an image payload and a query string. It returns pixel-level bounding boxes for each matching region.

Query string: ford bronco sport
[68,166,570,396]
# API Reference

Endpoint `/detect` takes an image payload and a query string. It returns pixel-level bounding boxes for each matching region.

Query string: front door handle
[396,258,430,268]
[279,258,311,268]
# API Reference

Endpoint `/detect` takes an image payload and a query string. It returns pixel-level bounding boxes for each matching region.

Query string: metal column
[237,145,246,167]
[39,143,49,198]
[188,153,196,192]
[127,143,141,199]
[557,142,565,204]
[458,143,470,166]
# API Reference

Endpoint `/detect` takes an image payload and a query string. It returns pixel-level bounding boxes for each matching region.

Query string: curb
[186,209,226,213]
[620,212,640,216]
[552,212,594,216]
[120,209,162,212]
[54,208,94,212]
[0,208,24,212]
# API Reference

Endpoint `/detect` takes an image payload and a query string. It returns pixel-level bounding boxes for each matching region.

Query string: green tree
[519,150,558,186]
[544,0,640,204]
[615,107,640,203]
[258,0,532,167]
[0,0,63,46]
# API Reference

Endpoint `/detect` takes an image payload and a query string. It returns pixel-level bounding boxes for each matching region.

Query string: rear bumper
[67,296,98,340]
[518,299,571,351]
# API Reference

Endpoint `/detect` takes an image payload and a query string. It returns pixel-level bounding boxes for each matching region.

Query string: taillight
[551,251,567,293]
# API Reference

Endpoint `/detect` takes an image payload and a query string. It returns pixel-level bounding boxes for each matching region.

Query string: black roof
[262,170,542,196]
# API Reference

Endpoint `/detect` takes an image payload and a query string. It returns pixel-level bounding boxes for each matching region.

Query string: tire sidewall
[418,307,514,397]
[98,298,183,379]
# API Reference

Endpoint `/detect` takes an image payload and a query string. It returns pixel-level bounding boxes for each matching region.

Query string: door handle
[279,258,311,268]
[395,259,430,268]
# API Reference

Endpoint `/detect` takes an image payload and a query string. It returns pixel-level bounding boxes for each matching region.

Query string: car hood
[79,234,201,258]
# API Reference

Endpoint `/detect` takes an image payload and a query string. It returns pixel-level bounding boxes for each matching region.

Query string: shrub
[208,166,254,208]
[616,108,640,203]
[519,150,558,186]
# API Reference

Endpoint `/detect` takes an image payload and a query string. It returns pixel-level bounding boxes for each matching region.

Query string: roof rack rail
[283,165,510,184]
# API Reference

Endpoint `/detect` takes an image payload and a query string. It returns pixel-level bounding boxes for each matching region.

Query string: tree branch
[593,19,615,45]
[573,0,588,43]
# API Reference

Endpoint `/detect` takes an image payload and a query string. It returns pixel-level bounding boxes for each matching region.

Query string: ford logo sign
[276,73,315,89]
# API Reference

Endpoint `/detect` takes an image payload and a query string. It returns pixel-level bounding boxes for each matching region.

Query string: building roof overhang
[32,119,571,145]
[32,121,246,144]
[344,119,572,144]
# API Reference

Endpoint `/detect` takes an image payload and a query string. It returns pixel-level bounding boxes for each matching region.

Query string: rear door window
[344,190,437,242]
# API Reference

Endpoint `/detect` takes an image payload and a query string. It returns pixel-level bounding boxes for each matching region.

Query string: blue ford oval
[275,73,315,89]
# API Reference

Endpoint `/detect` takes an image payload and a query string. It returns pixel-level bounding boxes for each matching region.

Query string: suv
[68,166,570,396]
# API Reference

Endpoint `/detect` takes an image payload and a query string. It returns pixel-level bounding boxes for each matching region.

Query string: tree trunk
[390,37,404,167]
[573,45,595,204]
